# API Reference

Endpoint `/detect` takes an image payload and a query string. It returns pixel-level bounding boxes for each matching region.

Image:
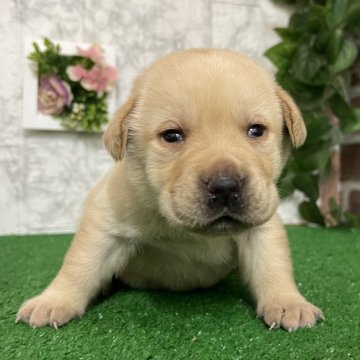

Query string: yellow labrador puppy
[17,49,323,331]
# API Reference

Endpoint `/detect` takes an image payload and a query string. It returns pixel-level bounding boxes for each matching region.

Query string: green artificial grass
[0,227,359,359]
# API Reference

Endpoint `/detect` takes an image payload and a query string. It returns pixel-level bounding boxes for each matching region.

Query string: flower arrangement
[28,38,118,132]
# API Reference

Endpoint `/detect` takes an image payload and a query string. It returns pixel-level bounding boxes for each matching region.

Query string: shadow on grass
[90,271,255,324]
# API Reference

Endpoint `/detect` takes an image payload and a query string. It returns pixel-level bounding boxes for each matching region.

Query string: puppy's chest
[121,236,237,291]
[140,235,237,265]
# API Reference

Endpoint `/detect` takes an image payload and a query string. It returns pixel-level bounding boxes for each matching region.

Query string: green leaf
[293,173,319,202]
[277,69,326,108]
[345,2,360,36]
[314,32,332,53]
[296,88,326,107]
[291,44,331,86]
[330,38,357,74]
[264,42,297,70]
[330,93,360,133]
[326,29,345,64]
[307,4,328,33]
[294,140,332,175]
[302,112,332,144]
[326,0,349,28]
[292,44,322,79]
[331,74,352,100]
[274,28,301,42]
[310,67,332,86]
[299,200,325,225]
[289,12,308,30]
[343,108,360,133]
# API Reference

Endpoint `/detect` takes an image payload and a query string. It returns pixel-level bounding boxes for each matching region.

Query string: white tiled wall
[0,0,295,235]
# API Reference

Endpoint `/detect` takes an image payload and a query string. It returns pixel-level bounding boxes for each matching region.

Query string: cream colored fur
[17,49,323,331]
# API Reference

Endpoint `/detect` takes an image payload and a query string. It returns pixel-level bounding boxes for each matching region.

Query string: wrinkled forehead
[136,51,280,125]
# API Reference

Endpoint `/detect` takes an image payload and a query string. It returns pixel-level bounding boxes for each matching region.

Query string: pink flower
[66,65,87,82]
[66,44,118,97]
[38,75,73,115]
[77,44,104,64]
[66,64,118,97]
[80,66,118,97]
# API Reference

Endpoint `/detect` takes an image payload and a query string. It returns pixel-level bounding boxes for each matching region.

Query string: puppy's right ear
[103,95,136,161]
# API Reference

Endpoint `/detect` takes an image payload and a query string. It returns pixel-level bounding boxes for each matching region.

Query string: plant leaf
[314,31,332,53]
[326,29,345,64]
[330,38,357,74]
[345,2,360,36]
[289,12,308,30]
[292,44,322,79]
[307,4,328,33]
[299,200,325,226]
[294,140,332,175]
[342,108,360,133]
[277,69,326,108]
[264,42,297,70]
[292,44,331,86]
[303,112,332,144]
[326,0,349,28]
[276,70,316,108]
[274,27,301,42]
[330,93,360,133]
[293,173,319,202]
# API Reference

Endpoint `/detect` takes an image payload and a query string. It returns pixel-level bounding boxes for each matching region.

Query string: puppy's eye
[247,124,265,138]
[161,129,185,143]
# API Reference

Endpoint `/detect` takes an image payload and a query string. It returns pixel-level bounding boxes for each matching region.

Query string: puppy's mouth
[209,215,248,233]
[191,215,247,236]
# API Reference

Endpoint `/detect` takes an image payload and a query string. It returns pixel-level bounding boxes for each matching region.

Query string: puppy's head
[104,49,306,235]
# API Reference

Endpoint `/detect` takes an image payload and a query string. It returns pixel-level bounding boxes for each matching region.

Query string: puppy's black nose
[207,174,242,208]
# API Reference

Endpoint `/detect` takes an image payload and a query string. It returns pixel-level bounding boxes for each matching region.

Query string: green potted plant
[265,0,360,226]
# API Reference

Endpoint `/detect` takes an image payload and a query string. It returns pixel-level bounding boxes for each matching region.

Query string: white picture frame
[22,39,117,132]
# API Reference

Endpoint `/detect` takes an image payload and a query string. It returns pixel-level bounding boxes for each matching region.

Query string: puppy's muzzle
[205,173,244,211]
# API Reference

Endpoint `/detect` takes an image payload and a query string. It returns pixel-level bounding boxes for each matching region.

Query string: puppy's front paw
[16,292,85,329]
[257,298,324,332]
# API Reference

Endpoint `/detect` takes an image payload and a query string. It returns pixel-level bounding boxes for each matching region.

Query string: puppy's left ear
[276,85,307,148]
[103,94,136,161]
